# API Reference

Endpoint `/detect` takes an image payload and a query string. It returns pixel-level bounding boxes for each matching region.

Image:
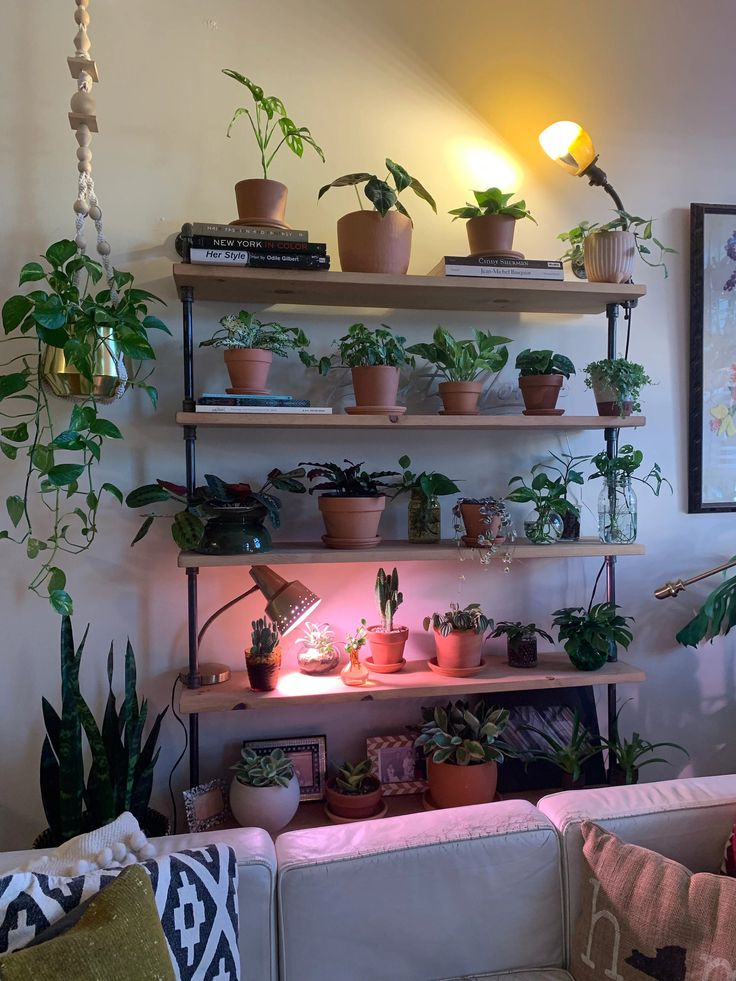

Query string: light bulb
[539,121,597,176]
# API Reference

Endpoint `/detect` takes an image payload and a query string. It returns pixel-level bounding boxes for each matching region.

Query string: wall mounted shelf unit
[174,264,646,785]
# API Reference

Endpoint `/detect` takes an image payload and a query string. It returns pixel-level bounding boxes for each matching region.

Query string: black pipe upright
[605,302,620,748]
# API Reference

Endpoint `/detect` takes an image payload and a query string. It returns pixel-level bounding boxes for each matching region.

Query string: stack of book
[429,256,564,281]
[179,222,330,271]
[195,393,332,415]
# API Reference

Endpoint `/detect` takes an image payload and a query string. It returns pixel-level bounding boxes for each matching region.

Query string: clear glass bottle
[408,491,440,544]
[560,490,581,542]
[340,650,369,687]
[598,477,638,544]
[523,508,563,544]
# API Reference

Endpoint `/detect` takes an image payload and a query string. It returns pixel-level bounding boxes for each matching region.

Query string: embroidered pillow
[0,845,239,981]
[572,820,736,981]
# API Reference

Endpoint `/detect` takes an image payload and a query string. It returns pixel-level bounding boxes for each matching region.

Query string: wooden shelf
[178,653,645,714]
[177,538,645,568]
[173,264,646,314]
[176,412,646,431]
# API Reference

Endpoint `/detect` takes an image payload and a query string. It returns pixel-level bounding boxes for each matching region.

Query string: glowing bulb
[448,138,523,192]
[539,121,597,176]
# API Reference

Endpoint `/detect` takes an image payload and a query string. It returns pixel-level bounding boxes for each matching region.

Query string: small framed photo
[366,735,427,796]
[183,779,232,833]
[243,735,327,801]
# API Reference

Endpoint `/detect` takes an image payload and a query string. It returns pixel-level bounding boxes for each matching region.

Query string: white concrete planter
[584,230,636,283]
[229,774,300,835]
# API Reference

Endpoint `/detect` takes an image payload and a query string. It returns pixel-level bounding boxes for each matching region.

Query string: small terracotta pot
[427,758,497,809]
[584,230,636,284]
[318,495,386,548]
[367,625,409,665]
[325,777,382,820]
[234,178,288,228]
[589,371,633,417]
[351,366,401,407]
[433,627,484,669]
[459,502,502,546]
[466,214,517,257]
[518,374,564,414]
[438,381,483,415]
[224,349,273,394]
[337,210,412,274]
[245,646,281,692]
[507,634,538,669]
[560,773,586,791]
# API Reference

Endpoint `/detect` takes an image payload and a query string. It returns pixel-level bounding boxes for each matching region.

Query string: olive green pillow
[0,865,174,981]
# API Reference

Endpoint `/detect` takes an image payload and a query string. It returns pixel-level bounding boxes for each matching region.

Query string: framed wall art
[183,779,232,833]
[242,735,327,801]
[689,203,736,512]
[366,734,427,796]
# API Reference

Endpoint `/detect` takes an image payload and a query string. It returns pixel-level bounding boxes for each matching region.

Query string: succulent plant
[376,567,402,632]
[335,759,376,795]
[423,602,492,638]
[415,699,510,766]
[231,747,294,788]
[249,617,279,657]
[296,621,336,655]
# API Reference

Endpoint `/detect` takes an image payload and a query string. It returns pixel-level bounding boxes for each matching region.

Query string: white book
[194,405,333,414]
[442,264,564,281]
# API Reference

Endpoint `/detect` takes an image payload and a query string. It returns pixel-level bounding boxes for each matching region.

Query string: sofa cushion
[571,820,736,980]
[276,800,564,981]
[538,774,736,963]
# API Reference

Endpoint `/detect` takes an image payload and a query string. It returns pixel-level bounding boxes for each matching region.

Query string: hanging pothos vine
[0,239,166,614]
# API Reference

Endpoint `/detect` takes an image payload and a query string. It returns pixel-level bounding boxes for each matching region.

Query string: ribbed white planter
[229,774,300,834]
[584,231,636,283]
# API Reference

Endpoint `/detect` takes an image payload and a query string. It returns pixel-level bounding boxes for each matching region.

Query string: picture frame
[366,734,427,796]
[242,735,327,801]
[182,778,232,833]
[689,203,736,512]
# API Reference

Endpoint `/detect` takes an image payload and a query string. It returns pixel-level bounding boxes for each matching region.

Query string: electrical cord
[588,559,607,611]
[623,302,633,360]
[168,675,188,834]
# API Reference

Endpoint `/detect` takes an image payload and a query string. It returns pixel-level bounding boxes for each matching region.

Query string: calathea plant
[301,460,398,497]
[318,159,436,222]
[1,240,165,614]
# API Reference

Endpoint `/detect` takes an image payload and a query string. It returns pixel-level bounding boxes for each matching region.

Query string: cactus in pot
[246,617,281,691]
[367,567,409,669]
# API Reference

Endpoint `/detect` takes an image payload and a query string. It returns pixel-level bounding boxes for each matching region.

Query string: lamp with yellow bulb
[539,120,626,212]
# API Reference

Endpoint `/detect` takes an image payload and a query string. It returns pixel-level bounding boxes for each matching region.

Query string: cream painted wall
[0,0,734,849]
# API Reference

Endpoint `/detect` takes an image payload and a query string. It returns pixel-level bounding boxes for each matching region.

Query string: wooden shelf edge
[178,654,646,715]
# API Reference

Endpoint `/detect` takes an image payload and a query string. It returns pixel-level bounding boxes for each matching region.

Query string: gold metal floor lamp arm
[654,556,736,599]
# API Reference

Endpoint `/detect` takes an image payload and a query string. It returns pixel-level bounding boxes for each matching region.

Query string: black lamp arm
[581,158,626,213]
[198,584,259,647]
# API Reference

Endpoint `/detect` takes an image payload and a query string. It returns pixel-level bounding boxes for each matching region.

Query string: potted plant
[407,326,510,415]
[521,709,600,790]
[552,602,634,671]
[415,699,510,808]
[0,240,164,615]
[558,220,597,279]
[491,621,555,669]
[366,567,408,669]
[318,158,436,274]
[301,460,398,549]
[589,444,670,544]
[530,452,589,541]
[199,310,311,394]
[603,727,688,788]
[340,619,369,687]
[324,760,383,820]
[126,468,307,554]
[246,617,281,691]
[515,348,575,416]
[453,496,511,547]
[393,455,460,543]
[222,69,324,228]
[229,747,300,834]
[584,358,652,417]
[423,602,492,673]
[559,212,676,283]
[449,187,536,257]
[506,471,578,544]
[301,322,414,411]
[294,621,340,675]
[36,616,168,848]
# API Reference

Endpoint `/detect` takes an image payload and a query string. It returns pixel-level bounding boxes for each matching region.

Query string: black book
[198,396,310,407]
[191,235,327,256]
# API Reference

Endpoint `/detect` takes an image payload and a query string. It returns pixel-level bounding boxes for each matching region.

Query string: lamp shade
[539,121,597,176]
[249,567,321,636]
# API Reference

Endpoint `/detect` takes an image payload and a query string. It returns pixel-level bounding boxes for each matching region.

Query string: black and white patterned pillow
[0,844,239,981]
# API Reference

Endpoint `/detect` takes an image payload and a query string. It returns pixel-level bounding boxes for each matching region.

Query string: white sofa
[2,775,735,981]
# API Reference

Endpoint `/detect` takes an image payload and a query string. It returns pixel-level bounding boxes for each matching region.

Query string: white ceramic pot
[584,230,636,283]
[229,773,300,835]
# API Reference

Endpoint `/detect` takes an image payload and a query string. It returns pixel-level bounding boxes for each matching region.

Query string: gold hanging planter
[41,327,130,403]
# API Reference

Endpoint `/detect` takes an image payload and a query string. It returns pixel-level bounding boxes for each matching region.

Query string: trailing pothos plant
[318,158,437,222]
[0,240,165,614]
[558,211,676,279]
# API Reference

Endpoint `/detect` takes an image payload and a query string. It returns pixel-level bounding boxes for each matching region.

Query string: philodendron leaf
[2,295,33,333]
[47,464,86,488]
[364,177,397,216]
[6,495,24,527]
[50,589,74,616]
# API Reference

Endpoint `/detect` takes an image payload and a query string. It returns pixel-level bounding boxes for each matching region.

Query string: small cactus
[250,617,279,656]
[375,567,402,632]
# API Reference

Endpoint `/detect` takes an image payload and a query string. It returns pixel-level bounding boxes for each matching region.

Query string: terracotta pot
[229,773,300,834]
[459,502,502,546]
[318,495,386,548]
[507,634,538,669]
[427,758,497,809]
[589,370,633,417]
[351,366,401,407]
[584,230,636,284]
[433,627,484,669]
[466,214,517,257]
[337,210,412,274]
[325,777,382,820]
[234,178,288,228]
[367,625,409,665]
[560,772,586,791]
[224,348,273,394]
[438,381,483,415]
[518,374,564,414]
[245,646,281,692]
